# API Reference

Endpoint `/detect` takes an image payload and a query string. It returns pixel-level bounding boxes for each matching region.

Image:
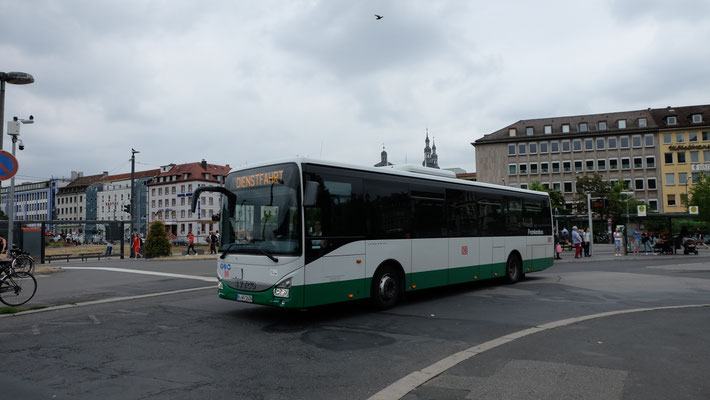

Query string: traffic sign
[0,151,19,181]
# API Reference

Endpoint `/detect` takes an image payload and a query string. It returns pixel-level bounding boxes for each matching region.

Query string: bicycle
[9,247,35,274]
[0,259,37,307]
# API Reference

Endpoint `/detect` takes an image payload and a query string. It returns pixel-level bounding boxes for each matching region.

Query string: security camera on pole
[5,115,34,254]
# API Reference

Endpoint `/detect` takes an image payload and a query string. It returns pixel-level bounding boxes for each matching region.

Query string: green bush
[144,220,172,258]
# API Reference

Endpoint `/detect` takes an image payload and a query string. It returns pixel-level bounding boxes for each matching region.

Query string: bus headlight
[274,278,291,298]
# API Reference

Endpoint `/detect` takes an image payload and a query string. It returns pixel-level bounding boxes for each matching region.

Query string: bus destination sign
[235,170,284,189]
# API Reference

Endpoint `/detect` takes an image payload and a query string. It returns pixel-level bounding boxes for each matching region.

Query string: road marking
[368,303,710,400]
[0,286,215,318]
[61,266,217,282]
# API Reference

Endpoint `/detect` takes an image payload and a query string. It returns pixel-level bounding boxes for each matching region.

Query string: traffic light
[123,204,131,214]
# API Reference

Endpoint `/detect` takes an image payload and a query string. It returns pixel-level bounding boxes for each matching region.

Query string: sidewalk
[554,243,706,263]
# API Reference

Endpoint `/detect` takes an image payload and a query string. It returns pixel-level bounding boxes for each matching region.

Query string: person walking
[187,231,196,255]
[209,231,218,254]
[572,226,583,259]
[583,227,592,257]
[132,233,142,258]
[613,227,623,256]
[554,232,562,260]
[641,231,653,255]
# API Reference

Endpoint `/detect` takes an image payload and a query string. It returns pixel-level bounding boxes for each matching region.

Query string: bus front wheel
[505,253,524,284]
[372,266,401,309]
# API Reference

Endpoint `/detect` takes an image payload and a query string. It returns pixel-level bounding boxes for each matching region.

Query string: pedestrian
[641,231,653,255]
[572,226,582,259]
[0,234,6,254]
[133,233,142,258]
[105,240,113,256]
[583,227,591,257]
[613,227,623,256]
[554,232,562,260]
[187,231,196,255]
[209,231,218,254]
[633,229,641,256]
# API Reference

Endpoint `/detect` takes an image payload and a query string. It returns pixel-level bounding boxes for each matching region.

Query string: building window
[632,135,642,148]
[530,163,538,174]
[509,128,517,137]
[573,139,582,152]
[621,158,630,170]
[644,134,654,147]
[663,133,672,144]
[634,179,644,190]
[586,160,594,171]
[541,162,549,173]
[584,138,594,151]
[562,140,571,152]
[664,153,673,164]
[544,125,552,134]
[563,161,572,172]
[520,183,528,190]
[508,144,516,155]
[667,116,677,126]
[181,184,185,193]
[529,142,537,154]
[703,131,710,142]
[519,164,528,174]
[692,172,701,184]
[579,122,588,132]
[692,114,703,123]
[617,120,627,129]
[679,172,688,185]
[598,121,607,130]
[562,124,570,133]
[689,132,699,142]
[620,136,630,148]
[574,160,583,172]
[597,159,606,171]
[563,182,573,193]
[542,183,550,190]
[553,182,561,191]
[676,133,685,143]
[706,151,710,162]
[526,127,534,136]
[518,143,527,154]
[623,179,632,190]
[608,137,617,149]
[638,118,647,128]
[151,188,155,196]
[596,138,605,150]
[633,157,643,169]
[646,156,656,168]
[508,164,517,174]
[677,152,686,164]
[667,194,676,206]
[690,151,700,163]
[648,199,658,211]
[551,141,560,153]
[539,142,548,153]
[552,161,560,173]
[648,178,657,190]
[666,173,675,186]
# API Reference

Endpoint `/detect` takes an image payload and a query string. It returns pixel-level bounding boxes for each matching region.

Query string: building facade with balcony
[148,160,230,242]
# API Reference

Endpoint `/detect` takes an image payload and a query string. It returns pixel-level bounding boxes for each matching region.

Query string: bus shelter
[620,212,700,254]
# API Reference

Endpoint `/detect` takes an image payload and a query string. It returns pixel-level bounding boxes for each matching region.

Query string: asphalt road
[1,250,709,400]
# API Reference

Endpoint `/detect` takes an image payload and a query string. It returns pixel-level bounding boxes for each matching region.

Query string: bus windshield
[220,163,301,256]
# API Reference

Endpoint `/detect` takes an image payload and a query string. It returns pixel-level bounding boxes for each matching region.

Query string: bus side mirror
[304,181,320,206]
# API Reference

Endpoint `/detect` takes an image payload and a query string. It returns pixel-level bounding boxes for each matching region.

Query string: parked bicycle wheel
[0,271,37,307]
[11,254,35,274]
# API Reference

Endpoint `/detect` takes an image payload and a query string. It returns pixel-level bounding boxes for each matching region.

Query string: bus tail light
[274,278,292,298]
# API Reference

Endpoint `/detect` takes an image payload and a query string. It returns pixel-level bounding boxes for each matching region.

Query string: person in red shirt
[133,233,142,258]
[187,232,196,255]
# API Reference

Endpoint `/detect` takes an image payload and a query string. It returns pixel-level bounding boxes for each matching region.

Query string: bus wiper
[219,243,240,259]
[259,248,279,263]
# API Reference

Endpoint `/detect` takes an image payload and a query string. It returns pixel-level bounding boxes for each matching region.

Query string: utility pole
[130,149,139,239]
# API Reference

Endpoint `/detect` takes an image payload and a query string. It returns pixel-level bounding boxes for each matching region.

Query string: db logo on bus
[220,263,232,271]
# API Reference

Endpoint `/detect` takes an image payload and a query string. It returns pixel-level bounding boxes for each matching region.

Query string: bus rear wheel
[372,266,401,309]
[505,254,524,284]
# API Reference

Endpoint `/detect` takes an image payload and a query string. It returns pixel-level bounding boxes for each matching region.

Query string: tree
[144,220,172,258]
[574,175,641,224]
[529,181,566,214]
[689,173,710,225]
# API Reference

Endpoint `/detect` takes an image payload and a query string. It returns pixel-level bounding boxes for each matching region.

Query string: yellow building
[655,106,710,212]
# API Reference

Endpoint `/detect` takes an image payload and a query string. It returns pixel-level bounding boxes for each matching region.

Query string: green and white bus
[193,158,553,309]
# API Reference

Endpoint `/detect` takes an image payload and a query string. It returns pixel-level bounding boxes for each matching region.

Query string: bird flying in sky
[375,14,383,20]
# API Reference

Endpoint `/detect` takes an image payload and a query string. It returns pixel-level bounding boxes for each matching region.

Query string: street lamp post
[621,191,634,255]
[0,72,34,150]
[6,116,34,254]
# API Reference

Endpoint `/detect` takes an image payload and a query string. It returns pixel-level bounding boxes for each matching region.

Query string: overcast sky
[2,0,709,181]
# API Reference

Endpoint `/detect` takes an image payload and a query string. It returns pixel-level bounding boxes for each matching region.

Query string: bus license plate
[237,294,253,303]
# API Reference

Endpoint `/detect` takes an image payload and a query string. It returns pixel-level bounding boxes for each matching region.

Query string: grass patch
[0,307,19,314]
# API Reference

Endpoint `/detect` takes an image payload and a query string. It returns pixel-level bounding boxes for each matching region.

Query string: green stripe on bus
[219,257,554,309]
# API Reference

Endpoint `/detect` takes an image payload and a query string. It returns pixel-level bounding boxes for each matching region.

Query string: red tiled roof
[149,161,231,186]
[102,169,160,182]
